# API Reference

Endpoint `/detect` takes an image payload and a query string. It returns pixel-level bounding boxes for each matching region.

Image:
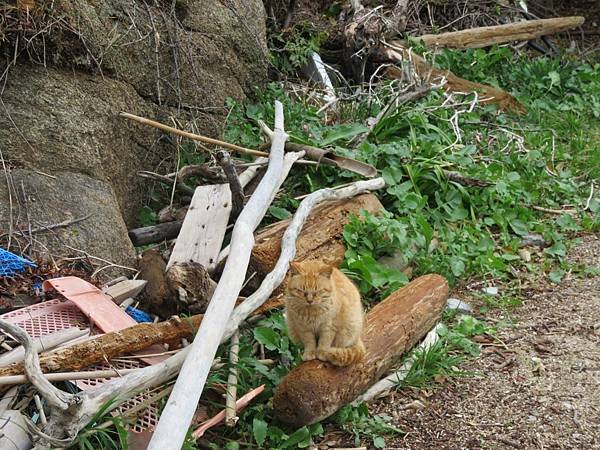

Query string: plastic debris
[125,306,153,323]
[0,249,36,277]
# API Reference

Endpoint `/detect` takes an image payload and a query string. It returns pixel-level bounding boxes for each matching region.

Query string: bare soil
[321,233,600,450]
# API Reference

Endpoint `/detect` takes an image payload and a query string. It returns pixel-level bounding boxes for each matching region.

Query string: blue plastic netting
[0,248,36,277]
[125,306,153,323]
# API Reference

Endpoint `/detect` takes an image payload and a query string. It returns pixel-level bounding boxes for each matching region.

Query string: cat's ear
[318,264,333,278]
[289,261,304,275]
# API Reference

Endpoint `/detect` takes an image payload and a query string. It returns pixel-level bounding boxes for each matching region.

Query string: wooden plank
[104,279,147,305]
[167,184,232,270]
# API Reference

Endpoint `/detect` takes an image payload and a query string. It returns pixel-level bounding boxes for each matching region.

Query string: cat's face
[285,260,333,310]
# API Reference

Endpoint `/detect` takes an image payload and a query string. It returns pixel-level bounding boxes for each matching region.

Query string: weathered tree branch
[377,43,526,113]
[0,320,75,412]
[137,170,195,196]
[147,101,294,450]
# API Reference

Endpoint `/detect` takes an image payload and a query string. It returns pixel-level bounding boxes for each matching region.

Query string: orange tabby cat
[284,260,365,367]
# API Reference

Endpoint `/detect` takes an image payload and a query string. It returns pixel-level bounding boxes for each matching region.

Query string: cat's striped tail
[324,340,366,367]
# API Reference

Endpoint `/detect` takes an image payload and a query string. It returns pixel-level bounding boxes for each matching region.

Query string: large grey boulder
[0,0,268,276]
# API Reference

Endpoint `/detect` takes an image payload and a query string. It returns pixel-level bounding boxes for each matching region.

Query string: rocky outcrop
[0,0,268,276]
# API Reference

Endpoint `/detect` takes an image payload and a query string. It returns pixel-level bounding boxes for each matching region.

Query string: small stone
[446,298,474,315]
[562,401,574,411]
[531,356,545,374]
[518,248,532,262]
[521,233,547,248]
[400,399,426,411]
[482,286,499,296]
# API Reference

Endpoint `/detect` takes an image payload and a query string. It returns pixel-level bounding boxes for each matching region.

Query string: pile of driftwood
[0,5,585,449]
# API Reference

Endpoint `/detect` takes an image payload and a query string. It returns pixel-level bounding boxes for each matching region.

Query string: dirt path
[368,233,600,450]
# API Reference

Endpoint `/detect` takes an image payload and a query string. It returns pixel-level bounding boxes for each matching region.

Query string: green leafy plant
[71,398,128,450]
[334,403,404,449]
[270,23,329,74]
[400,316,495,388]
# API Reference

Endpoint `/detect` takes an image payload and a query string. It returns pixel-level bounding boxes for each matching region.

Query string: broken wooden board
[104,279,147,305]
[167,184,232,271]
[273,274,448,427]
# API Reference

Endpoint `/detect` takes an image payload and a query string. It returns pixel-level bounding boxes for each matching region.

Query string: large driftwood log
[236,193,383,293]
[147,101,298,450]
[273,274,448,427]
[0,315,204,377]
[377,45,525,114]
[415,16,585,49]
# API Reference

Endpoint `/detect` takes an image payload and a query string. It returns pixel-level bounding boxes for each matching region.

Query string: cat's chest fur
[289,305,332,330]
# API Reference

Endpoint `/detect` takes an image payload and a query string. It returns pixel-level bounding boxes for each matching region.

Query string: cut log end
[273,274,449,427]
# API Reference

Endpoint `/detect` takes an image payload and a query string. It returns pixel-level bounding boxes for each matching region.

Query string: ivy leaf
[253,327,280,351]
[549,269,564,283]
[252,418,268,447]
[547,71,560,87]
[373,436,386,448]
[509,219,529,236]
[269,206,292,220]
[321,123,369,146]
[450,258,465,277]
[281,426,311,448]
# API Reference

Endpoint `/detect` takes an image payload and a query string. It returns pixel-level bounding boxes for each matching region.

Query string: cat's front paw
[302,349,316,361]
[316,349,329,361]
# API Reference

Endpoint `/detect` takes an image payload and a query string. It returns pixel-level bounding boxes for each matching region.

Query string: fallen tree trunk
[273,274,448,427]
[0,315,203,377]
[415,16,585,49]
[377,44,525,114]
[235,193,383,293]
